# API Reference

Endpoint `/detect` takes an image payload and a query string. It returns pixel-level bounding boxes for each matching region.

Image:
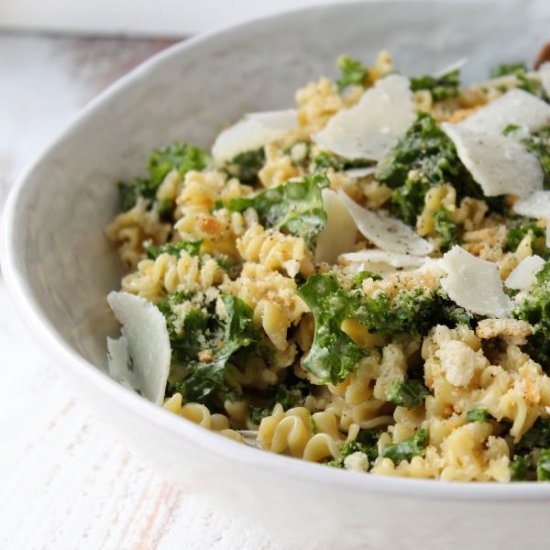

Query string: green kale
[410,68,460,101]
[510,455,530,481]
[148,141,210,188]
[297,274,367,384]
[522,127,550,187]
[490,62,527,78]
[515,69,542,96]
[118,141,209,213]
[515,417,550,453]
[387,379,428,408]
[466,408,490,423]
[506,218,549,258]
[376,113,491,226]
[503,123,521,136]
[336,55,368,92]
[537,449,550,481]
[144,239,202,259]
[328,429,381,468]
[224,148,265,184]
[227,172,329,247]
[513,262,550,369]
[356,288,437,336]
[169,295,259,403]
[381,428,428,464]
[249,381,309,425]
[432,207,462,251]
[313,151,374,172]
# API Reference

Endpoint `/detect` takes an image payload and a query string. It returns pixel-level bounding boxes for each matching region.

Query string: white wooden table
[0,33,280,550]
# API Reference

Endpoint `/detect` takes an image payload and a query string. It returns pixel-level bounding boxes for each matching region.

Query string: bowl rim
[3,0,550,500]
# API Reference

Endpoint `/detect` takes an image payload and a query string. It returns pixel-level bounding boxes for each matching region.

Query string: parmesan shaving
[505,255,545,290]
[459,88,550,134]
[315,189,357,263]
[441,122,543,198]
[441,246,511,318]
[212,109,297,162]
[107,291,171,405]
[337,190,433,256]
[313,74,415,161]
[434,58,468,78]
[339,250,425,269]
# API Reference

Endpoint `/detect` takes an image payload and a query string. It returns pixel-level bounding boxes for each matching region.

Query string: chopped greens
[381,428,428,464]
[224,147,265,184]
[432,207,462,251]
[144,239,202,259]
[410,68,460,101]
[328,429,381,468]
[227,172,329,247]
[514,262,550,369]
[297,274,367,384]
[510,455,530,481]
[490,62,527,78]
[336,55,368,92]
[466,408,490,423]
[313,151,373,172]
[376,113,493,226]
[167,295,259,403]
[387,379,429,408]
[515,417,550,453]
[118,141,209,214]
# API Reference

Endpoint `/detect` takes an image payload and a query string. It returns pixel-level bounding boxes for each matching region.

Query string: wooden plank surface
[0,32,280,550]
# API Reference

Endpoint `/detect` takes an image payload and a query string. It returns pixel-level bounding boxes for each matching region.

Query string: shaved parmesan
[442,122,543,198]
[107,336,135,391]
[459,88,550,134]
[313,74,415,161]
[337,190,433,256]
[441,246,511,318]
[539,63,550,98]
[513,190,550,218]
[107,291,171,405]
[339,250,425,269]
[212,109,297,162]
[513,192,550,248]
[345,166,377,179]
[315,189,357,263]
[505,255,546,290]
[434,58,467,78]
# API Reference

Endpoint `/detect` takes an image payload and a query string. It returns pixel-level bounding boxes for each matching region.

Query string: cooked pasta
[106,50,550,482]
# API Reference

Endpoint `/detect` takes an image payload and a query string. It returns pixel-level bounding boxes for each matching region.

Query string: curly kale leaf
[167,295,259,403]
[387,379,428,408]
[148,141,210,187]
[119,141,209,214]
[376,113,500,226]
[336,55,368,92]
[513,262,550,369]
[312,151,374,172]
[227,172,329,247]
[224,147,265,184]
[515,418,550,454]
[144,239,202,259]
[510,454,531,481]
[410,68,461,101]
[297,274,367,384]
[381,428,428,464]
[490,62,527,78]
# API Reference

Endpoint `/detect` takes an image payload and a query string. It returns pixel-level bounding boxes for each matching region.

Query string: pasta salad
[106,51,550,482]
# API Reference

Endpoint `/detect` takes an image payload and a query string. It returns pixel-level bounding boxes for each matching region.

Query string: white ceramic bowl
[4,2,550,548]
